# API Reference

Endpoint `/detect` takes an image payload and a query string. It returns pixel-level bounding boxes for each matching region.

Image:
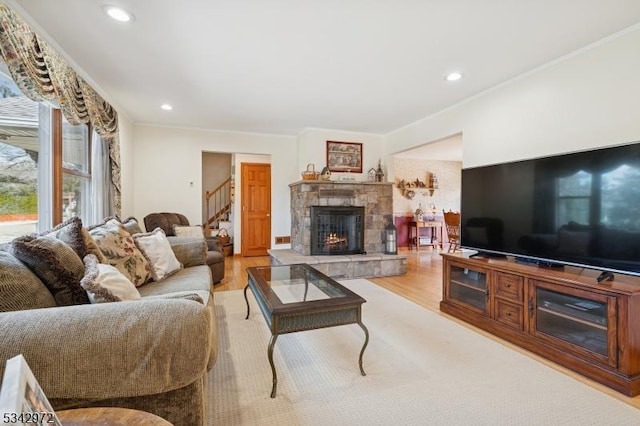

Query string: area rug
[210,279,640,425]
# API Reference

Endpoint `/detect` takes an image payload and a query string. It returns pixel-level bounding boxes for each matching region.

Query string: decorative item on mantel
[301,164,320,180]
[375,159,385,182]
[338,170,356,182]
[395,171,439,199]
[320,166,331,181]
[367,168,377,182]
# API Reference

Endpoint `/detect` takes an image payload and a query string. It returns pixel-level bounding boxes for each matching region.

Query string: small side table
[408,220,444,251]
[57,407,172,426]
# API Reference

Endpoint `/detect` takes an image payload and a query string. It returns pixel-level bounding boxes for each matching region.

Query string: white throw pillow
[173,225,205,239]
[81,254,141,303]
[134,228,183,281]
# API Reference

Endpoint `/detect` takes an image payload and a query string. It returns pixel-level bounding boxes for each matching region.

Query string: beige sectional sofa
[0,218,217,426]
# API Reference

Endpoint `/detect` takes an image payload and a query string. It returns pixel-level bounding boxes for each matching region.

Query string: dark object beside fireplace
[311,206,365,255]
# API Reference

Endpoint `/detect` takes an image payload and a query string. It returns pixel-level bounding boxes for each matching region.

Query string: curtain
[0,4,121,215]
[89,130,114,225]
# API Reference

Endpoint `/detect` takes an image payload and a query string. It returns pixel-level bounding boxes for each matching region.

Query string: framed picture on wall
[326,141,363,173]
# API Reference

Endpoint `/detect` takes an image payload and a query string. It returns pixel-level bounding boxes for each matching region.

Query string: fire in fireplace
[310,206,365,255]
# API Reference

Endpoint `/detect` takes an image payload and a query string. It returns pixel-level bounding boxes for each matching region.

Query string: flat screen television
[461,141,640,276]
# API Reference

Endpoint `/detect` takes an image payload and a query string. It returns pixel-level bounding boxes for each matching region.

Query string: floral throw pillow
[88,218,151,286]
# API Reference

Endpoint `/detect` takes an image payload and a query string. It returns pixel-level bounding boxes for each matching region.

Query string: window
[54,110,92,224]
[0,66,39,242]
[557,170,592,226]
[0,63,97,242]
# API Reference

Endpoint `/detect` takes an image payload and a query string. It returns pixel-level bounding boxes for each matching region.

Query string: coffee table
[245,263,369,398]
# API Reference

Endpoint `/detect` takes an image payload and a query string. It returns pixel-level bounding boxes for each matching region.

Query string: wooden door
[241,163,271,256]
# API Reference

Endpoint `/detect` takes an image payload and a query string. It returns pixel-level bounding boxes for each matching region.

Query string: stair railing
[204,177,233,236]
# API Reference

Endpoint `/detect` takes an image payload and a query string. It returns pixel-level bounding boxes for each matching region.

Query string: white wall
[128,125,385,252]
[297,128,386,181]
[386,27,640,169]
[131,125,297,247]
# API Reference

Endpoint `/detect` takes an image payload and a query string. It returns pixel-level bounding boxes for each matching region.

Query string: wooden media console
[440,253,640,396]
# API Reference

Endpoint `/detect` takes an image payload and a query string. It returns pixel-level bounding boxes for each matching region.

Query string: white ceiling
[9,1,640,136]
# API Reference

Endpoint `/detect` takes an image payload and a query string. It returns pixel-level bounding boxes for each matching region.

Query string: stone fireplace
[290,181,392,256]
[268,180,406,279]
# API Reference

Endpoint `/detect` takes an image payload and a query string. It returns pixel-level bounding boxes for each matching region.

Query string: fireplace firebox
[310,206,365,255]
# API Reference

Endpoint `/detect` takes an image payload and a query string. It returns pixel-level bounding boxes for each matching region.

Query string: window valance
[0,4,121,214]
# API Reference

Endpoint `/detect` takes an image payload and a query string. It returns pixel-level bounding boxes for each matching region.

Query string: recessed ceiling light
[445,72,462,82]
[102,5,135,22]
[161,104,173,111]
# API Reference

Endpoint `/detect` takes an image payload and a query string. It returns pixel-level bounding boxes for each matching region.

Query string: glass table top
[251,264,348,304]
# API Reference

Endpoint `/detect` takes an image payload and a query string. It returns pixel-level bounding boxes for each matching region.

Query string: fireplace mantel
[289,180,393,187]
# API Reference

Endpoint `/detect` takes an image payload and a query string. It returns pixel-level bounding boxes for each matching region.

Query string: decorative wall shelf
[396,174,438,199]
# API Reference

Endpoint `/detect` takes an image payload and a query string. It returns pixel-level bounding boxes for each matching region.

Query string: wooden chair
[443,210,461,253]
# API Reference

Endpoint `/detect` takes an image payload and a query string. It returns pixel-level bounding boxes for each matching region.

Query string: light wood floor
[215,248,640,410]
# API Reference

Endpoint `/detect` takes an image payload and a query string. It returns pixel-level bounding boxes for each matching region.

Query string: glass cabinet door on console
[531,281,617,368]
[446,263,488,314]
